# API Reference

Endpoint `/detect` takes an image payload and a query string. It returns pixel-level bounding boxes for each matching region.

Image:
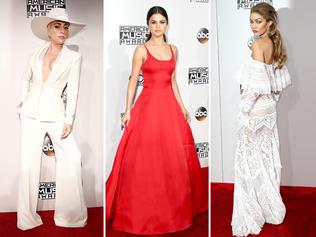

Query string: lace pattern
[238,112,277,132]
[232,121,286,236]
[232,57,290,236]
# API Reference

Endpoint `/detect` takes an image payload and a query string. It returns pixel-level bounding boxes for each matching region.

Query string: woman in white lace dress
[231,3,291,236]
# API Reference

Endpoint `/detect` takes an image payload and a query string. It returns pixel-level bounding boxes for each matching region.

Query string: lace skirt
[231,112,286,236]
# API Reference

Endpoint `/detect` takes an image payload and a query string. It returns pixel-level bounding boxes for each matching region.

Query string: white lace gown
[231,58,291,236]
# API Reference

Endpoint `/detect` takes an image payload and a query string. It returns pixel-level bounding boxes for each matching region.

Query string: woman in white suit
[17,8,87,230]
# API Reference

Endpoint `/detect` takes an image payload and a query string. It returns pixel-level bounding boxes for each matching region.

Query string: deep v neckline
[41,44,63,83]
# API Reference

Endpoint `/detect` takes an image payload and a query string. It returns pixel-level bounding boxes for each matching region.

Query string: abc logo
[197,28,209,44]
[195,107,208,121]
[42,134,55,157]
[138,74,144,86]
[129,74,144,86]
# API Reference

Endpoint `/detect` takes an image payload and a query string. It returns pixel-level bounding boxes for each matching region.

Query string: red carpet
[106,167,209,237]
[0,207,103,237]
[211,183,316,237]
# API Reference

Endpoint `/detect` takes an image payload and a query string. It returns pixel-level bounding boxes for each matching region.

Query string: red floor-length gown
[106,44,207,235]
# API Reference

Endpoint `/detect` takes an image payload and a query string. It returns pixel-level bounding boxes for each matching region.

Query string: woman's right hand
[121,111,131,128]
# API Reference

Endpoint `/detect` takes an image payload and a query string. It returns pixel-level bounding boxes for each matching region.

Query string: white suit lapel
[34,43,50,84]
[46,45,72,84]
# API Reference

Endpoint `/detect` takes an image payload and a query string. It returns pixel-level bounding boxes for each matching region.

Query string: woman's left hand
[61,123,72,139]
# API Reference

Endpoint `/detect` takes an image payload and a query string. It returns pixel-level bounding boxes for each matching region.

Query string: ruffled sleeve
[236,58,291,94]
[270,65,291,92]
[236,58,291,114]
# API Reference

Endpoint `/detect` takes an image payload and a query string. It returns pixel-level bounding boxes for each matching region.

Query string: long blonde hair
[251,3,287,69]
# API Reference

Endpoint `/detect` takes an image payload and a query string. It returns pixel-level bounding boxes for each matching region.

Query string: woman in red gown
[106,6,208,235]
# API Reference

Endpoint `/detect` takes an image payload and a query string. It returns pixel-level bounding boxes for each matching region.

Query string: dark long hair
[251,3,287,69]
[146,6,168,42]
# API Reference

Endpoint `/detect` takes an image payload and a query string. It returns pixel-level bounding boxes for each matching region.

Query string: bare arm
[170,45,189,120]
[121,45,145,127]
[251,40,265,63]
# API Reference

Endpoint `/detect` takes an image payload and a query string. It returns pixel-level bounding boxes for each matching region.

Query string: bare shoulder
[135,44,146,53]
[134,45,147,58]
[252,39,265,52]
[169,44,178,57]
[170,44,177,53]
[251,40,265,62]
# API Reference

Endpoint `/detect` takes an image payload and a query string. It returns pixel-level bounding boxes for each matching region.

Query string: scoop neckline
[144,44,173,62]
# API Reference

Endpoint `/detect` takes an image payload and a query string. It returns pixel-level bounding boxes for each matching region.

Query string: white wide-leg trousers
[17,116,87,230]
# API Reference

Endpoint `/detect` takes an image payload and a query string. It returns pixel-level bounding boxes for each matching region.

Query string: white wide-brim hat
[31,7,86,41]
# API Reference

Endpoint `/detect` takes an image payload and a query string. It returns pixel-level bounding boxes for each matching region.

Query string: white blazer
[18,42,82,125]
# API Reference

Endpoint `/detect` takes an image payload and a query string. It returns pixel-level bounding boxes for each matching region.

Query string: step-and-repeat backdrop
[105,0,210,178]
[212,0,316,186]
[0,0,103,212]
